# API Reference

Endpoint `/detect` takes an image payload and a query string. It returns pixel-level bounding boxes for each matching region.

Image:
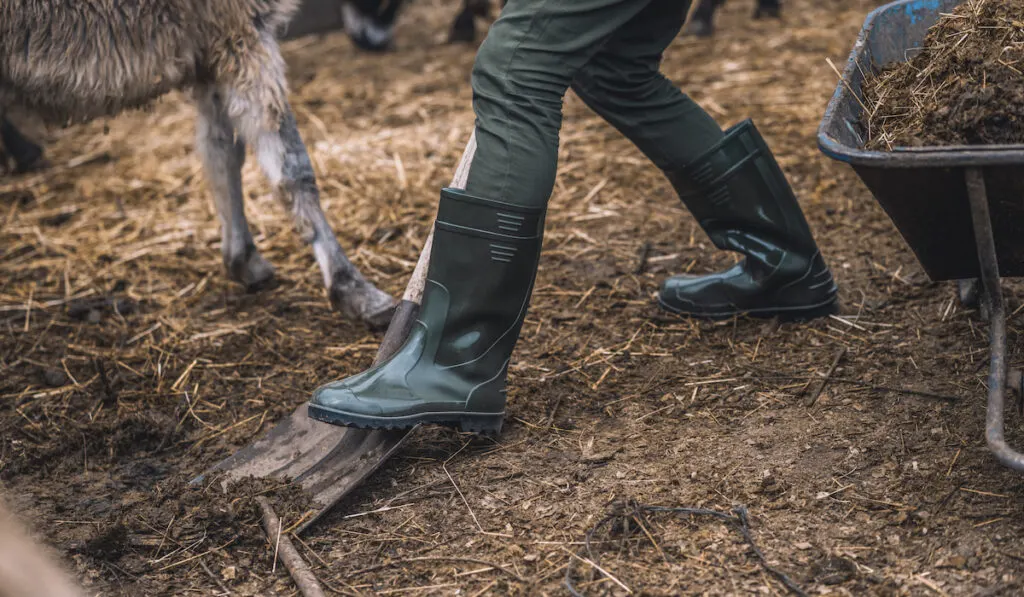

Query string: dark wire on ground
[565,500,807,597]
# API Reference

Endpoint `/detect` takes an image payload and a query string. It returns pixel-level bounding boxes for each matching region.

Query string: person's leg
[460,0,659,209]
[570,0,722,171]
[571,0,837,319]
[309,0,658,434]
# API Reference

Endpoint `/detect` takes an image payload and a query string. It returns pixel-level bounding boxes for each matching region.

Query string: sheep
[0,0,397,328]
[0,497,86,597]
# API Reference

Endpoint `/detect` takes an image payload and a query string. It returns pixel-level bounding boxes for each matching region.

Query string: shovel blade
[197,405,412,532]
[193,301,422,531]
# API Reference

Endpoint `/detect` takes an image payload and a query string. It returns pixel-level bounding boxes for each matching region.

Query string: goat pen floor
[2,0,1024,595]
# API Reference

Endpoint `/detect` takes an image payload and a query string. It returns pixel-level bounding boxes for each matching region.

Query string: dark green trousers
[465,0,724,208]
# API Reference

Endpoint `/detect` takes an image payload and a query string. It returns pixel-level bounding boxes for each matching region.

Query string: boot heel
[459,413,504,435]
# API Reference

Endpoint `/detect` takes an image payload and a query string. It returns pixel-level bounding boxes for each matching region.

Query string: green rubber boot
[659,119,839,320]
[308,189,544,434]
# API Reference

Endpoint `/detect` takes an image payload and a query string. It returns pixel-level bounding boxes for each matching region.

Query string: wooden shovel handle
[372,228,434,365]
[373,127,469,365]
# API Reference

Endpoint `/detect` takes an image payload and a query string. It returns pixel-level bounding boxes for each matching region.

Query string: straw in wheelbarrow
[862,0,1024,150]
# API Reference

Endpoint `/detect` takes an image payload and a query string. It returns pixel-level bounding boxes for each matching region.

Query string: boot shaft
[426,189,545,370]
[669,119,817,256]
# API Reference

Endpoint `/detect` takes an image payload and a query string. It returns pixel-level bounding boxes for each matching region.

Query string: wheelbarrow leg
[966,168,1024,472]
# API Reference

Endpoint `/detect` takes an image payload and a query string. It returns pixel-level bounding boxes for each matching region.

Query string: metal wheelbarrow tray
[818,0,1024,472]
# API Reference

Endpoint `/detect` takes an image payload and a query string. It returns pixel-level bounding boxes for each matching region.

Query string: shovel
[193,229,431,530]
[191,233,431,596]
[193,133,477,596]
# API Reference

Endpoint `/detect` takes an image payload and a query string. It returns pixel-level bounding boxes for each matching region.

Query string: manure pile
[864,0,1024,149]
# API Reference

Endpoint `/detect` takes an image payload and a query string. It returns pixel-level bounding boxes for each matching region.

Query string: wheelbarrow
[818,0,1024,473]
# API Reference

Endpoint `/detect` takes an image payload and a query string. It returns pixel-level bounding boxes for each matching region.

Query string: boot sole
[657,295,839,322]
[308,403,504,435]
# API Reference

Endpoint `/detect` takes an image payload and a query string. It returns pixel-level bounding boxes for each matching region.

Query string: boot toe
[310,383,388,416]
[657,266,759,319]
[658,281,734,318]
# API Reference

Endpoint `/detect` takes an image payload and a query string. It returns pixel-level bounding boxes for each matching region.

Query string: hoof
[468,0,492,19]
[1,119,47,174]
[448,26,476,44]
[14,155,49,174]
[244,274,280,294]
[226,249,276,291]
[364,300,398,331]
[348,20,394,53]
[957,279,981,310]
[352,35,392,53]
[448,14,477,44]
[330,281,398,330]
[683,19,714,37]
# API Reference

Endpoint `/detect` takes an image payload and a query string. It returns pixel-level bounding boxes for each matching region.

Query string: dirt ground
[3,0,1024,595]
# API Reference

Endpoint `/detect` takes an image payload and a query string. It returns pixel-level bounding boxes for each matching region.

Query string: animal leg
[250,106,396,327]
[0,113,46,174]
[754,0,781,19]
[449,0,499,44]
[195,88,276,291]
[448,0,479,44]
[220,31,395,326]
[684,0,718,37]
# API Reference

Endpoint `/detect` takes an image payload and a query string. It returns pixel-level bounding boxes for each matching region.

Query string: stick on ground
[804,346,846,407]
[257,497,327,597]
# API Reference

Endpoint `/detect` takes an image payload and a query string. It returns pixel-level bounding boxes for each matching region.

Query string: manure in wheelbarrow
[862,0,1024,149]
